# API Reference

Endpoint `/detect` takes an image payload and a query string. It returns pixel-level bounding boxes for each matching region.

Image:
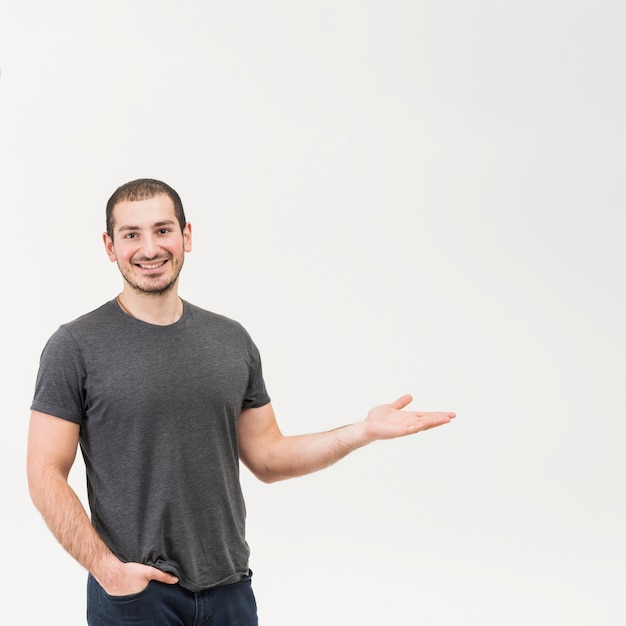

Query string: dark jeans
[87,572,258,625]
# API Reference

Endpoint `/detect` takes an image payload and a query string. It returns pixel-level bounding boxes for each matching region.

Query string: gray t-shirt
[31,299,271,591]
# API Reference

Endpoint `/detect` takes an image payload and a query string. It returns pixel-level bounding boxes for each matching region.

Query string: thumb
[390,394,413,410]
[151,569,179,585]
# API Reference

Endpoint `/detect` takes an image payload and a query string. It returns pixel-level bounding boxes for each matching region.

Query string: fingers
[414,411,455,430]
[387,394,456,420]
[401,412,453,436]
[415,411,456,419]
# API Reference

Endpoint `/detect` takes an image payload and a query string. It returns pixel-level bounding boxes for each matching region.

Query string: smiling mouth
[135,260,168,270]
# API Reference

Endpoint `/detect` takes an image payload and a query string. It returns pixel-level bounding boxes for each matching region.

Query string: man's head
[103,178,192,297]
[106,178,187,241]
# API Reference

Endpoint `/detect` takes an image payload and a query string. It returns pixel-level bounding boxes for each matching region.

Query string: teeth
[138,262,165,269]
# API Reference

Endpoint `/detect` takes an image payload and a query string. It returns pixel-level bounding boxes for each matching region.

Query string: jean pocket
[102,580,153,604]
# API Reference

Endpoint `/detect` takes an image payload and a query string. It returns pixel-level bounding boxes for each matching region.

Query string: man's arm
[26,411,178,594]
[237,394,455,483]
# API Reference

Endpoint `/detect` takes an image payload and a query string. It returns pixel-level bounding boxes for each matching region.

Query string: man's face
[103,194,192,295]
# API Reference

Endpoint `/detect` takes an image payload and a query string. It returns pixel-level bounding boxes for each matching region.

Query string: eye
[158,228,171,235]
[124,233,137,239]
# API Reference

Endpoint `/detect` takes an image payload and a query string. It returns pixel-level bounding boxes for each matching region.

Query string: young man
[27,178,455,625]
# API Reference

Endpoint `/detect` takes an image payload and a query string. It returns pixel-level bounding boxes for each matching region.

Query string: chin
[126,278,176,296]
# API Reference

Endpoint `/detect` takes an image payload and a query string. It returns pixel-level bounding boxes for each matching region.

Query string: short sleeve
[242,333,271,410]
[30,326,87,424]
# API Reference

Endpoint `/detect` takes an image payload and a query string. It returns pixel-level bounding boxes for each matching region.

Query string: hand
[363,394,455,441]
[97,560,179,596]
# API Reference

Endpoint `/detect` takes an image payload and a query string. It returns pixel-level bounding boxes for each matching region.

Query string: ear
[103,232,117,262]
[183,222,192,253]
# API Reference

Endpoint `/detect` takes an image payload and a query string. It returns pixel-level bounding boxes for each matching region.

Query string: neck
[116,289,184,326]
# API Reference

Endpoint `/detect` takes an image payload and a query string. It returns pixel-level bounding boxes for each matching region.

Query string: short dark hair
[106,178,187,239]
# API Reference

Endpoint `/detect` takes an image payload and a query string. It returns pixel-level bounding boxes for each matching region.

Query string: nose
[140,234,160,259]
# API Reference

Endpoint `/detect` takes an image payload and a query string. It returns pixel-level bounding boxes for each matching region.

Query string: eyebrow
[117,220,178,233]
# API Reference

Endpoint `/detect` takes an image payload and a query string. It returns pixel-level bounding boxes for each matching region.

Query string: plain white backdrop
[2,1,624,624]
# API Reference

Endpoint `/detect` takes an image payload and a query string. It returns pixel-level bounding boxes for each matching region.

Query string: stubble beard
[118,255,185,297]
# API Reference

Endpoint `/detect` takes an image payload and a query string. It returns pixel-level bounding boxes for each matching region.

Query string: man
[27,178,455,625]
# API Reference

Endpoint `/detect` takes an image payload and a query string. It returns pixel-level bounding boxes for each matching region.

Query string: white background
[2,1,625,624]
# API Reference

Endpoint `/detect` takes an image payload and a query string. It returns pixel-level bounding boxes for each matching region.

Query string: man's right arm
[26,410,178,594]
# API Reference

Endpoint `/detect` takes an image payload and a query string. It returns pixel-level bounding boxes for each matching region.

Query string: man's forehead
[112,195,176,226]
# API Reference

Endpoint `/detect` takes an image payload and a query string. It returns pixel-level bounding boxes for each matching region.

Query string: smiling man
[104,189,191,323]
[27,178,456,626]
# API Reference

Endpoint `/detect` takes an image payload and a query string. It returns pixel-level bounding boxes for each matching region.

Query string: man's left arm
[237,395,455,483]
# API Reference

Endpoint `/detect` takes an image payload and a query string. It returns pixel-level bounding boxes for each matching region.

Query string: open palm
[364,394,455,440]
